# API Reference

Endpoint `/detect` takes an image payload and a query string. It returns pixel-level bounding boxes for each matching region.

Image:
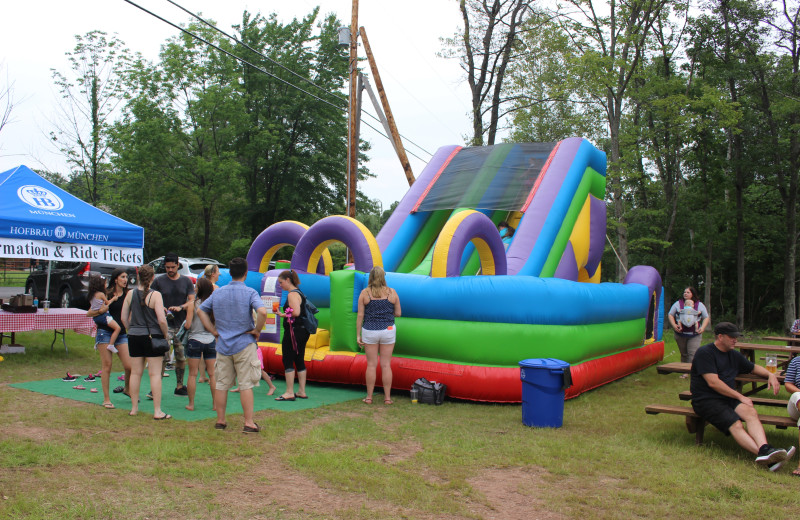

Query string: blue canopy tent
[0,165,144,298]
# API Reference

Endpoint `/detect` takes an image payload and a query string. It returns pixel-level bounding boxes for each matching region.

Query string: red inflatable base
[259,341,664,403]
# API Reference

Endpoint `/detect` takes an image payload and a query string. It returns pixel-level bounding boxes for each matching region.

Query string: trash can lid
[519,358,570,369]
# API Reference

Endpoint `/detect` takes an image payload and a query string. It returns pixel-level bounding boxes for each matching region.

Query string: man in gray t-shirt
[151,253,194,395]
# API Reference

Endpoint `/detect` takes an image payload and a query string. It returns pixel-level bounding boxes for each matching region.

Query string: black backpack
[290,289,319,334]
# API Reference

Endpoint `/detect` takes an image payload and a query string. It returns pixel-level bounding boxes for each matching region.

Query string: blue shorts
[95,329,128,346]
[186,338,217,359]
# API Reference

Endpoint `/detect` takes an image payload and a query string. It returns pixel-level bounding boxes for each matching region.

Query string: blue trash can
[519,358,571,428]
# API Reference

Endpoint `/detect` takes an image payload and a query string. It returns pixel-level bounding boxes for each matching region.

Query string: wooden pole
[359,27,415,186]
[347,0,359,219]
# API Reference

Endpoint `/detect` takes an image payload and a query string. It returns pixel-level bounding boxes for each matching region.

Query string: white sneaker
[769,447,796,472]
[756,447,788,465]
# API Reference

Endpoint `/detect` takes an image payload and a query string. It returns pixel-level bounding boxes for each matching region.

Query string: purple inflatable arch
[246,220,330,274]
[432,210,507,277]
[292,215,382,273]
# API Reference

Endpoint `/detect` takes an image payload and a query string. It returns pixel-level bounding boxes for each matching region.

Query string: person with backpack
[274,270,312,402]
[668,286,710,373]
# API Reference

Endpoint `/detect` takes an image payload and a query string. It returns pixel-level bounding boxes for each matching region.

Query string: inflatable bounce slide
[245,138,664,402]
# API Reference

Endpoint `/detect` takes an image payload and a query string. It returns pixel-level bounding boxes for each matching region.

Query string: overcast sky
[0,0,474,209]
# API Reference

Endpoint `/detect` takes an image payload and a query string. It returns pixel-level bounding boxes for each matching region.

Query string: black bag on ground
[412,377,447,405]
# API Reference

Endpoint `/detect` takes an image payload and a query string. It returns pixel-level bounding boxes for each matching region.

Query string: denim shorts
[186,338,217,359]
[95,329,128,346]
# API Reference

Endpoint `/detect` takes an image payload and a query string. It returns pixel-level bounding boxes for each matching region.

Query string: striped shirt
[786,356,800,386]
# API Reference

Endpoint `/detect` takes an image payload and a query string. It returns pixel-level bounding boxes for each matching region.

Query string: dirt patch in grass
[215,458,439,519]
[464,466,566,520]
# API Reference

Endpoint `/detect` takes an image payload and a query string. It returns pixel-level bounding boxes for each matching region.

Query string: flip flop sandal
[90,388,98,393]
[274,395,295,401]
[214,423,227,430]
[113,386,124,393]
[384,399,394,405]
[153,414,172,420]
[362,397,373,404]
[793,468,800,477]
[296,394,309,399]
[103,402,115,409]
[73,385,86,390]
[242,423,261,433]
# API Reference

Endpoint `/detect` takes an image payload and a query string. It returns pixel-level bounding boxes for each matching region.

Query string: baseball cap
[714,322,742,337]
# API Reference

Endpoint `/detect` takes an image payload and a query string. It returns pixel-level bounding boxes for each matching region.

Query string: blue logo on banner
[55,226,67,239]
[17,185,65,211]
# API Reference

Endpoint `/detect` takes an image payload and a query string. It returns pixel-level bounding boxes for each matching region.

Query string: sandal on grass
[384,399,394,405]
[103,402,115,409]
[153,413,172,420]
[793,468,800,477]
[362,397,373,404]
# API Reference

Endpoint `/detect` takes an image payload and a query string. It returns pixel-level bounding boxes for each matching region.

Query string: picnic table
[656,361,786,394]
[762,335,800,346]
[0,308,96,353]
[647,361,796,444]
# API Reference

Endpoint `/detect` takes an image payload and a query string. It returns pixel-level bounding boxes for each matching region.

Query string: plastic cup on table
[42,300,50,313]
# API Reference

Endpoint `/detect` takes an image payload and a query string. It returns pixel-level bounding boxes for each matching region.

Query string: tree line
[446,0,800,331]
[36,1,800,331]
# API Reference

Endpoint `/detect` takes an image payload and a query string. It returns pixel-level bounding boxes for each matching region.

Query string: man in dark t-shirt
[691,322,795,471]
[151,253,194,395]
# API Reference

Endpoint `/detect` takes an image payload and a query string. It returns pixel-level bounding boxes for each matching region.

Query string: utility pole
[347,0,359,220]
[360,27,415,187]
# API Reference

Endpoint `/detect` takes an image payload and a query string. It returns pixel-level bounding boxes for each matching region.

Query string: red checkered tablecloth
[0,308,96,337]
[0,310,36,332]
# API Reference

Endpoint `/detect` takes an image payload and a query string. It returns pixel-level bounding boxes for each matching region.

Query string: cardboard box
[0,345,25,354]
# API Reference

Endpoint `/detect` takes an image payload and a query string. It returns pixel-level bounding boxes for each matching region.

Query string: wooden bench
[677,391,789,407]
[645,404,797,445]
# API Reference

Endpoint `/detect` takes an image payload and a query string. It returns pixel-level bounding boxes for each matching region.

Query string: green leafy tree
[50,31,137,205]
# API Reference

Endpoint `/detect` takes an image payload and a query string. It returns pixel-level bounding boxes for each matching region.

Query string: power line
[128,1,431,162]
[160,0,434,158]
[123,0,346,112]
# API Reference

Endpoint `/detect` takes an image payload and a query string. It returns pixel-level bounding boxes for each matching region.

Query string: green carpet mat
[10,372,365,421]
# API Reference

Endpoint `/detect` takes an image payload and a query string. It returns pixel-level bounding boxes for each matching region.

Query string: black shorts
[128,334,165,358]
[692,396,742,435]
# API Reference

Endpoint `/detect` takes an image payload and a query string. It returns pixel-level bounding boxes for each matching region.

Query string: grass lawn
[0,269,28,287]
[1,331,798,519]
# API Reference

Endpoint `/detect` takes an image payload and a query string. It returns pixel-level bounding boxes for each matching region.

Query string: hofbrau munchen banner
[0,166,144,265]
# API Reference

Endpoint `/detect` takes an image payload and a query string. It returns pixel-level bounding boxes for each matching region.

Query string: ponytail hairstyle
[203,264,219,279]
[137,264,155,306]
[278,269,300,287]
[367,266,387,299]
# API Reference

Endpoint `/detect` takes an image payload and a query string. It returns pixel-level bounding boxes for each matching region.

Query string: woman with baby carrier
[667,286,711,372]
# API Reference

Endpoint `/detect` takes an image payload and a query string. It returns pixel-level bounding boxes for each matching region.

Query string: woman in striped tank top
[356,266,402,404]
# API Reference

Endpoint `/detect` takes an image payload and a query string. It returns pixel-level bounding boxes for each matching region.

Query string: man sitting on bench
[691,322,796,471]
[784,352,800,476]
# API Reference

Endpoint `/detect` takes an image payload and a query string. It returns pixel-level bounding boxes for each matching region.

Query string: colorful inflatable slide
[246,138,664,402]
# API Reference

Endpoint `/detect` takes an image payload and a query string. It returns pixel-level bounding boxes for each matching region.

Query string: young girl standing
[88,275,122,352]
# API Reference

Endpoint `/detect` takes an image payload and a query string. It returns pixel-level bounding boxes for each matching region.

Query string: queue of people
[89,258,402,428]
